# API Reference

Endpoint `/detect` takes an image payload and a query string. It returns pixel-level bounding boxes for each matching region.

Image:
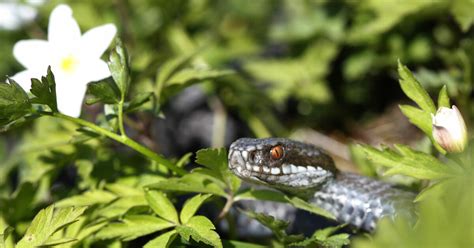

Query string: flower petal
[55,78,88,117]
[80,59,111,82]
[81,24,117,59]
[48,4,81,48]
[13,39,52,70]
[10,70,38,91]
[0,3,37,30]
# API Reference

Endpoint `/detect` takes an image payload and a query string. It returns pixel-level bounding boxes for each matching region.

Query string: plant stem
[44,112,187,176]
[217,194,234,220]
[118,99,126,137]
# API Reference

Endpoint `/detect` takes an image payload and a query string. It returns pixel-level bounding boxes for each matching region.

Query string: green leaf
[397,61,436,113]
[124,92,153,113]
[234,189,335,220]
[16,205,87,248]
[399,104,432,135]
[349,144,377,177]
[244,41,336,103]
[86,79,121,105]
[180,194,211,224]
[235,189,287,203]
[176,215,222,248]
[146,173,227,197]
[242,210,304,245]
[55,190,117,207]
[196,148,241,193]
[155,53,195,101]
[398,104,446,153]
[108,39,130,99]
[145,190,179,223]
[95,215,175,241]
[451,0,474,31]
[95,195,147,219]
[359,144,455,179]
[30,67,58,112]
[437,85,450,108]
[166,68,233,85]
[0,225,13,248]
[144,230,178,248]
[290,225,349,248]
[285,196,335,220]
[353,168,473,248]
[40,237,77,246]
[0,78,31,126]
[221,240,267,248]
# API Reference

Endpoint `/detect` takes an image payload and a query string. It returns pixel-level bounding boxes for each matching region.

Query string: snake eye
[270,145,284,160]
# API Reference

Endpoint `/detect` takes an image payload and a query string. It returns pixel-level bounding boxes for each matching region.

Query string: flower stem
[44,112,187,176]
[118,99,126,137]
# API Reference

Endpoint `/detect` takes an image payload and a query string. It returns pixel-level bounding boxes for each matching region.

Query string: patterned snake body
[228,138,415,231]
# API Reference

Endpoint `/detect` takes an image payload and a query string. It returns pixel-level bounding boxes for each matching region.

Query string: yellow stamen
[60,55,78,73]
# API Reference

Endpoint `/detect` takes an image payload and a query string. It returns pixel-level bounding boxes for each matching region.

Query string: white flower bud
[432,105,468,153]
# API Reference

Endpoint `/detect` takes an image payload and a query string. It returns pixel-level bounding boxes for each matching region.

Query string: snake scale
[228,138,415,231]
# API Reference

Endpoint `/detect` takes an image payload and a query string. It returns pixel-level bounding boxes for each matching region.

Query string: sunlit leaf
[437,85,450,108]
[180,194,211,224]
[144,230,178,248]
[0,78,31,126]
[145,190,179,224]
[398,61,436,114]
[86,79,120,105]
[108,39,130,100]
[95,215,174,241]
[359,144,455,179]
[16,205,87,248]
[176,215,222,248]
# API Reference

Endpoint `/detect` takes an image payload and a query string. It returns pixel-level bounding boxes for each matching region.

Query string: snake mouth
[228,148,332,188]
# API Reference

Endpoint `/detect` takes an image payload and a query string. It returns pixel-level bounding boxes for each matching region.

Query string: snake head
[228,138,337,197]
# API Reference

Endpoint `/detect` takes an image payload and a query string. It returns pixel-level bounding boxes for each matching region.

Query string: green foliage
[243,210,304,246]
[180,194,211,224]
[195,148,241,193]
[359,144,457,180]
[437,85,450,108]
[30,67,57,112]
[0,78,31,126]
[15,205,87,248]
[398,61,436,114]
[397,61,447,153]
[154,53,234,105]
[2,1,474,247]
[108,39,130,100]
[347,0,436,42]
[95,215,174,241]
[145,190,179,224]
[290,225,350,248]
[451,0,474,31]
[353,147,474,248]
[86,80,121,105]
[243,211,348,248]
[176,216,222,248]
[244,41,336,103]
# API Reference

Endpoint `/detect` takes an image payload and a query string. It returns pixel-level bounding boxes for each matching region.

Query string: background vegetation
[0,0,473,247]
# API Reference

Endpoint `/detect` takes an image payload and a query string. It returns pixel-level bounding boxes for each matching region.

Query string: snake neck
[311,172,415,231]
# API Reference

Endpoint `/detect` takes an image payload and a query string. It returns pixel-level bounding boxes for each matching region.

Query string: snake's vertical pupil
[270,145,284,160]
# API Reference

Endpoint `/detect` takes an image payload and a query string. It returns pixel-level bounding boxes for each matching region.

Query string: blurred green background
[1,0,473,247]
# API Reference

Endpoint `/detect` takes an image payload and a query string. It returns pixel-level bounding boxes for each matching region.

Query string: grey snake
[228,138,415,231]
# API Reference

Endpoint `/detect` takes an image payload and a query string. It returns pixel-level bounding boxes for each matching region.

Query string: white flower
[432,105,468,153]
[0,0,44,30]
[11,4,117,117]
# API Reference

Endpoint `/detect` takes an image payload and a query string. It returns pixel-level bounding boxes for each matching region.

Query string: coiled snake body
[228,138,415,231]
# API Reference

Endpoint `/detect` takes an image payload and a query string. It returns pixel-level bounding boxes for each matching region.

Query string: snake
[228,138,415,231]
